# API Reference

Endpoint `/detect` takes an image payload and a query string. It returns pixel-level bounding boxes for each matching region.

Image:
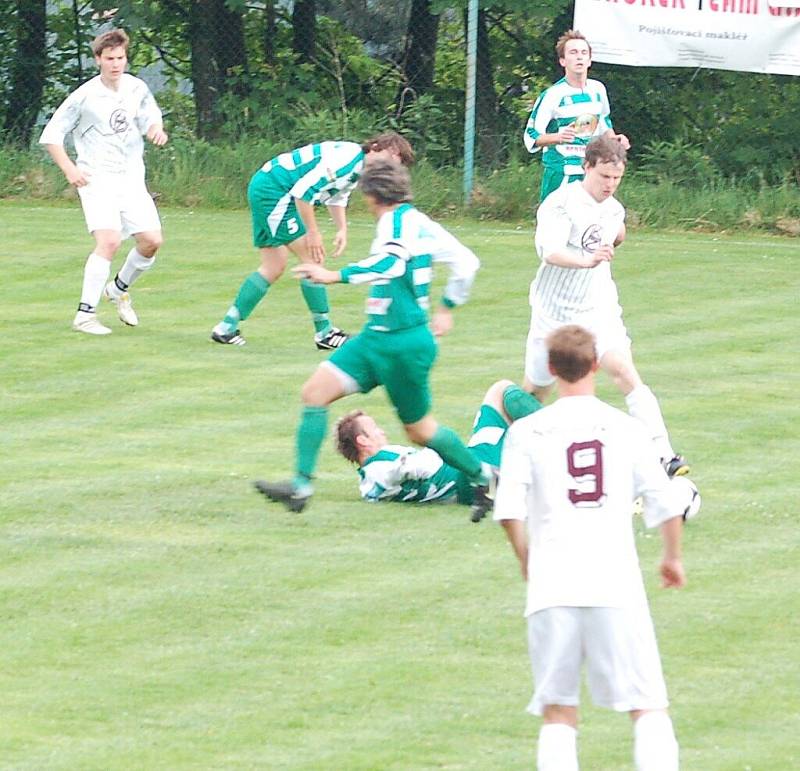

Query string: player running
[524,30,629,202]
[40,28,168,335]
[253,160,493,515]
[210,132,414,348]
[334,380,542,521]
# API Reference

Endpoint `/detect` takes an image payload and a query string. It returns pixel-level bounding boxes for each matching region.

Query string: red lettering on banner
[622,0,685,6]
[710,0,758,11]
[768,4,800,14]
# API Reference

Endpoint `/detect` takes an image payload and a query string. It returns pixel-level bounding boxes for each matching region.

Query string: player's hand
[431,307,453,337]
[147,126,169,146]
[292,263,339,285]
[332,229,347,258]
[558,125,576,143]
[588,245,614,266]
[660,557,686,589]
[616,132,631,150]
[66,164,89,188]
[306,230,326,264]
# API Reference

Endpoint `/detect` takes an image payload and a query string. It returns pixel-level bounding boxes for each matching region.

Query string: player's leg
[599,344,687,476]
[254,334,376,511]
[527,608,583,771]
[523,325,555,402]
[287,236,348,350]
[631,710,679,771]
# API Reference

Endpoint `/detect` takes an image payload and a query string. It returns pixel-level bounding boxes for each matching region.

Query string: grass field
[2,199,799,770]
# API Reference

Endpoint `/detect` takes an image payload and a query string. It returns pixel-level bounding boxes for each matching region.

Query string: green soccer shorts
[539,166,583,202]
[327,325,437,425]
[247,169,307,248]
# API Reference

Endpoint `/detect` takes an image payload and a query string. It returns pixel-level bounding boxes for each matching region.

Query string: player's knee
[96,235,122,254]
[137,232,163,255]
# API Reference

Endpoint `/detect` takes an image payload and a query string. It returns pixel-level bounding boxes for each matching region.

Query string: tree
[3,0,47,146]
[397,0,440,109]
[292,0,316,63]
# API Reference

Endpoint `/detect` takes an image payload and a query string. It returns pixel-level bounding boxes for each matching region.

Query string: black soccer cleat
[315,326,349,350]
[664,455,691,478]
[253,479,312,513]
[470,485,494,523]
[211,328,246,346]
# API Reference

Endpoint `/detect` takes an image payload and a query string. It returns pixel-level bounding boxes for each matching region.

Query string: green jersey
[339,203,479,332]
[524,78,613,181]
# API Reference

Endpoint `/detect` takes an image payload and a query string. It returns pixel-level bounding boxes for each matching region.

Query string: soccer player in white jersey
[253,161,491,515]
[525,135,689,477]
[495,324,695,771]
[40,29,168,335]
[334,380,541,521]
[210,132,414,348]
[524,30,629,202]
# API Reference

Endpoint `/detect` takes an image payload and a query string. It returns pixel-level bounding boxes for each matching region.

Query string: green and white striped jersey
[524,78,613,178]
[358,445,463,504]
[260,140,364,207]
[339,203,479,332]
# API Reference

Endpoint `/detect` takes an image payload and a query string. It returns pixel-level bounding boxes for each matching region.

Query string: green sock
[222,271,269,332]
[294,405,328,487]
[300,278,332,334]
[427,426,482,482]
[502,385,543,421]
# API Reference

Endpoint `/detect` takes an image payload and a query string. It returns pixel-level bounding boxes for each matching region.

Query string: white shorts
[524,311,631,387]
[526,606,669,715]
[78,175,161,238]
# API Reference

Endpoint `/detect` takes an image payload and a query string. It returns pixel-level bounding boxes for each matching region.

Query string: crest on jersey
[581,224,602,254]
[109,109,129,134]
[572,113,598,138]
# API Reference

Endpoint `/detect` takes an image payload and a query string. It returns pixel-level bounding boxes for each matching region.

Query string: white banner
[574,0,800,75]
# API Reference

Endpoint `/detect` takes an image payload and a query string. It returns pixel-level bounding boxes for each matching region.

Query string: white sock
[78,253,111,312]
[634,711,679,771]
[537,723,578,771]
[113,247,155,294]
[625,384,675,462]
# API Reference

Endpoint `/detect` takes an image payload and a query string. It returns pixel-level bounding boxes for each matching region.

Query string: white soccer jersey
[358,444,461,504]
[493,395,688,615]
[39,73,162,179]
[531,181,625,326]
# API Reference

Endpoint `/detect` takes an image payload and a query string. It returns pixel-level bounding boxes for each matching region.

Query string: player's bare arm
[295,198,325,263]
[328,204,348,257]
[500,519,529,581]
[45,144,89,187]
[146,123,168,146]
[659,515,685,589]
[535,125,577,147]
[545,246,612,269]
[291,263,340,284]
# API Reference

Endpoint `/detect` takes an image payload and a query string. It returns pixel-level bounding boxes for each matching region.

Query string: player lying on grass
[253,160,495,519]
[334,380,542,522]
[211,132,414,349]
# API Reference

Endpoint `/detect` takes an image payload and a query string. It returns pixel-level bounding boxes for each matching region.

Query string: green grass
[2,200,799,769]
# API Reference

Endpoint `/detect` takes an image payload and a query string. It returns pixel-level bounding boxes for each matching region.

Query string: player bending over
[40,28,168,335]
[210,132,414,348]
[335,380,542,521]
[253,160,493,517]
[495,324,698,771]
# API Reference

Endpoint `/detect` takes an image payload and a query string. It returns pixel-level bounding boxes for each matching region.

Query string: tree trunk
[263,0,277,65]
[213,0,249,96]
[4,0,47,147]
[189,0,219,138]
[396,0,439,109]
[292,0,316,63]
[474,9,501,166]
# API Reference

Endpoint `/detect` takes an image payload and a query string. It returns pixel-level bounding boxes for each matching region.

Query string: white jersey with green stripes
[523,78,613,179]
[260,140,364,207]
[339,203,479,332]
[358,445,462,504]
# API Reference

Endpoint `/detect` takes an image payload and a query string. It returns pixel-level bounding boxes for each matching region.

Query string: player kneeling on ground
[335,380,542,522]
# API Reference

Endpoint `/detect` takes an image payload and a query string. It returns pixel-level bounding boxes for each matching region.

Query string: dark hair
[334,410,367,464]
[547,325,597,383]
[556,30,591,59]
[359,160,413,206]
[92,29,130,56]
[361,132,415,166]
[584,135,628,167]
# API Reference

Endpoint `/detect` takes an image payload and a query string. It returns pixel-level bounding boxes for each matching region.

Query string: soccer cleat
[211,325,246,346]
[104,283,138,326]
[315,326,349,350]
[253,479,312,513]
[664,455,691,478]
[72,311,111,335]
[469,465,498,523]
